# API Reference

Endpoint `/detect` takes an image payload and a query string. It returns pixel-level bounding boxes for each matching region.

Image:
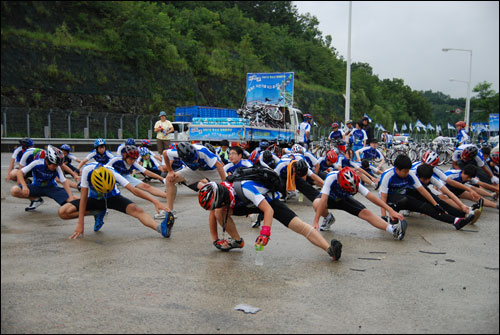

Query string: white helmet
[422,150,440,167]
[46,145,64,165]
[291,144,304,154]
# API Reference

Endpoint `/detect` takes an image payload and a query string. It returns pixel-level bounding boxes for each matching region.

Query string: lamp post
[442,48,472,131]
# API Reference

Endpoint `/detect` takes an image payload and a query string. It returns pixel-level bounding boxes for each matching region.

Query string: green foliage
[1,1,498,129]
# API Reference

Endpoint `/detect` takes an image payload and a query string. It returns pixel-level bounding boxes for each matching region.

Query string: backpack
[226,166,284,203]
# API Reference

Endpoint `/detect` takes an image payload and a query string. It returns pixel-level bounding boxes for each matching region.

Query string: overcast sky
[294,1,499,99]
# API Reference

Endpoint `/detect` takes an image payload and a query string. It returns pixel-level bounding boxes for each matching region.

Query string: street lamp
[442,48,473,131]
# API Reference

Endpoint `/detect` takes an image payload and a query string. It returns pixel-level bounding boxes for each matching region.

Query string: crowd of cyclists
[4,116,499,263]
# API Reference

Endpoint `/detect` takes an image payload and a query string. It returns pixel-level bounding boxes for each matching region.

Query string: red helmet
[331,122,339,128]
[455,121,466,128]
[338,167,360,195]
[422,150,440,167]
[198,182,229,210]
[460,145,478,161]
[490,151,499,164]
[249,150,260,164]
[124,145,139,159]
[326,150,338,164]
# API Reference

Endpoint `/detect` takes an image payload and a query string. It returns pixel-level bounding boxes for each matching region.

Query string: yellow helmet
[90,166,116,194]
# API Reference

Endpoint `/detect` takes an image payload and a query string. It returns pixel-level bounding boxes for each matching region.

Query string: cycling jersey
[334,155,360,170]
[321,171,370,200]
[411,161,448,182]
[169,144,220,171]
[85,149,114,165]
[162,148,185,171]
[106,156,146,176]
[236,180,281,207]
[274,158,313,179]
[452,144,484,167]
[116,143,126,156]
[11,146,26,163]
[298,122,311,143]
[80,163,129,199]
[444,169,479,186]
[379,167,422,195]
[357,146,384,161]
[63,153,78,165]
[21,159,66,187]
[351,129,367,146]
[328,130,344,141]
[256,151,280,169]
[216,147,230,164]
[19,148,44,167]
[456,129,469,145]
[224,159,253,175]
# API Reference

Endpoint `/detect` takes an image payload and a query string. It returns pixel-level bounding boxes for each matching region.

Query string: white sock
[386,224,394,233]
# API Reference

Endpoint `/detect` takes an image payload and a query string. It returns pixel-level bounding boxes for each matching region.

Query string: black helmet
[177,142,198,161]
[294,159,309,177]
[204,143,216,154]
[262,150,273,164]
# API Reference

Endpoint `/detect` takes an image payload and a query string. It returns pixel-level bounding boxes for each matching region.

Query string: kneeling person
[59,163,173,239]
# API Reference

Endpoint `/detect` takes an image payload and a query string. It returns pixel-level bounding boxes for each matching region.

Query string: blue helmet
[126,138,135,146]
[94,138,106,148]
[19,137,34,147]
[139,147,149,157]
[60,144,71,152]
[259,141,269,150]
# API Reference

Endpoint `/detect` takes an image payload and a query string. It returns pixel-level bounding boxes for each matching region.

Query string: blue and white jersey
[302,151,318,169]
[298,122,311,143]
[116,143,126,156]
[361,163,380,177]
[351,129,367,146]
[162,148,185,171]
[274,158,313,179]
[451,144,484,167]
[444,169,479,186]
[411,161,448,182]
[11,146,26,163]
[224,159,253,174]
[80,163,129,199]
[85,149,114,165]
[328,129,344,141]
[317,157,335,173]
[21,159,66,187]
[379,167,422,195]
[357,146,384,161]
[321,171,370,201]
[63,153,78,165]
[456,128,469,145]
[169,144,220,171]
[138,155,161,170]
[236,180,280,206]
[106,156,146,176]
[256,151,280,169]
[334,155,360,170]
[19,148,42,167]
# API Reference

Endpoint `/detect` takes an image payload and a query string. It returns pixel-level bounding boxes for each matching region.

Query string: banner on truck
[246,72,294,107]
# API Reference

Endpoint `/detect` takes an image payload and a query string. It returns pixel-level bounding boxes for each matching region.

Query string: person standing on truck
[154,111,174,156]
[298,114,312,150]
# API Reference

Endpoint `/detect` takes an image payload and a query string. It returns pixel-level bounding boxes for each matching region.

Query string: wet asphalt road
[1,152,499,334]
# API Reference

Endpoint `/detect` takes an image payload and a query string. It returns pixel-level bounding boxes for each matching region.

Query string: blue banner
[246,72,294,107]
[489,113,499,132]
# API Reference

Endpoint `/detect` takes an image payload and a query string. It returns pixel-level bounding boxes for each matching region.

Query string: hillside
[1,1,497,131]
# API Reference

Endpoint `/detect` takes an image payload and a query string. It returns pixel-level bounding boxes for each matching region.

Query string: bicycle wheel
[266,107,283,121]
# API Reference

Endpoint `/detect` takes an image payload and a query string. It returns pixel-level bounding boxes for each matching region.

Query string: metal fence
[1,107,160,139]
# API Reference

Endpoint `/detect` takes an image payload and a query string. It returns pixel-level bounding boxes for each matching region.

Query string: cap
[159,111,167,117]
